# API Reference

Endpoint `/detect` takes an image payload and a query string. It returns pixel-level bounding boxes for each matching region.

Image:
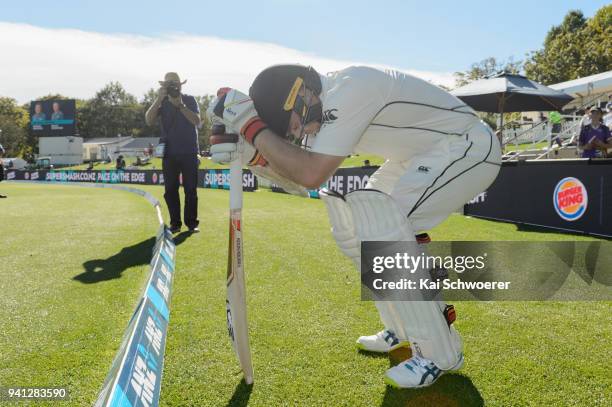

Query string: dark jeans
[551,123,562,147]
[163,154,199,229]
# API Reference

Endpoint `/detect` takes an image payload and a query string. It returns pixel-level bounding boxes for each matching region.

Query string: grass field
[0,183,609,406]
[503,141,548,152]
[58,154,385,171]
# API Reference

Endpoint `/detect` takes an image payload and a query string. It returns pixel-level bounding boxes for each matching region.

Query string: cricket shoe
[384,353,464,389]
[356,330,410,353]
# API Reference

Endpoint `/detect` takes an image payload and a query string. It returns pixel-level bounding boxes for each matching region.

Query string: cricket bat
[226,156,254,384]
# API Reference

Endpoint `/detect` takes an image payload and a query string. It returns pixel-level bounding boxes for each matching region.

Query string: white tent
[550,70,612,109]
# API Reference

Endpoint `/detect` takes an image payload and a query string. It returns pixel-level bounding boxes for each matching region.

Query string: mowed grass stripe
[0,183,157,405]
[0,183,609,406]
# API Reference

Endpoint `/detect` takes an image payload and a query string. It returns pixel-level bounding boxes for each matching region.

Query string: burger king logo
[553,177,588,221]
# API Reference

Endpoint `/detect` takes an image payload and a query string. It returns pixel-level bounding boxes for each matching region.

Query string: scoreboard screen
[30,99,76,137]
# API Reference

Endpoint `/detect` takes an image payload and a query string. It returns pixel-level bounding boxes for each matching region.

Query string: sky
[0,0,607,103]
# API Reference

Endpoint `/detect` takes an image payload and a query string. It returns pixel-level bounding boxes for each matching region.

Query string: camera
[166,83,181,98]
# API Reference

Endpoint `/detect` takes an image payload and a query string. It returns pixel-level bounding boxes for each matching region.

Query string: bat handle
[229,159,243,209]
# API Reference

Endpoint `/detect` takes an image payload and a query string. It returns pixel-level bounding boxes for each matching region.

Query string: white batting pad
[320,189,360,266]
[345,189,463,370]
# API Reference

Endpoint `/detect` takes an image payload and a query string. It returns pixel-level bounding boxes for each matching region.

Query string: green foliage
[453,57,523,130]
[195,94,214,150]
[453,57,522,88]
[139,88,162,138]
[0,97,30,156]
[524,6,612,85]
[0,183,607,406]
[78,82,144,138]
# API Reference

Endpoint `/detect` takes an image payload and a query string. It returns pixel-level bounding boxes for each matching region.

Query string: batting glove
[209,122,267,166]
[207,87,268,145]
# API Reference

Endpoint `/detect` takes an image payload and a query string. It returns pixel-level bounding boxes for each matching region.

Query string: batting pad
[345,189,463,370]
[320,189,360,266]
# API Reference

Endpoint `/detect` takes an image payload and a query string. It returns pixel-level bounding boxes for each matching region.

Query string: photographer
[146,72,201,233]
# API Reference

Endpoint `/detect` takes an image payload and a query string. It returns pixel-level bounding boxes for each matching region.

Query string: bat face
[226,163,253,384]
[227,211,242,343]
[227,211,242,285]
[226,300,234,342]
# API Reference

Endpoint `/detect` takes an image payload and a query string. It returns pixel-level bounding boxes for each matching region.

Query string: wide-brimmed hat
[589,106,603,114]
[159,72,187,86]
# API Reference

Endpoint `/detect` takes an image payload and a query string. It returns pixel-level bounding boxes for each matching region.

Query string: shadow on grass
[226,378,253,407]
[380,347,483,407]
[358,349,389,359]
[73,231,192,283]
[381,374,483,407]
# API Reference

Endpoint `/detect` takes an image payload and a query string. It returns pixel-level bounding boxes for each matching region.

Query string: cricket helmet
[249,64,322,138]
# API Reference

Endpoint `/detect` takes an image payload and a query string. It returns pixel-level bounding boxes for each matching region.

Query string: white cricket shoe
[384,353,464,389]
[356,329,410,353]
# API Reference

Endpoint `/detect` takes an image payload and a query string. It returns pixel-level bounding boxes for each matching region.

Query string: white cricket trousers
[367,121,501,231]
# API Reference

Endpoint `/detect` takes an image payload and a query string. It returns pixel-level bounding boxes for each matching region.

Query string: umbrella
[451,72,574,131]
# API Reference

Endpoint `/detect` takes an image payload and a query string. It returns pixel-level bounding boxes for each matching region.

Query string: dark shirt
[159,94,199,156]
[578,124,611,158]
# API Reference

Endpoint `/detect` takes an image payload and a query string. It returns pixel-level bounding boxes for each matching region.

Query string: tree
[524,6,611,84]
[453,57,523,129]
[139,88,162,138]
[194,94,214,151]
[579,5,612,79]
[454,57,522,88]
[79,82,143,138]
[0,97,29,156]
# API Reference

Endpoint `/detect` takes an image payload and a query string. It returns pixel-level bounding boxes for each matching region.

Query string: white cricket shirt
[310,66,486,161]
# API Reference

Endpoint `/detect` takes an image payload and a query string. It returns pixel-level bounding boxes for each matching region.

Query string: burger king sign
[553,177,588,221]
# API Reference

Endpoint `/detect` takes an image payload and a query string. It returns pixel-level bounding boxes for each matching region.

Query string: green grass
[339,154,385,167]
[504,141,548,152]
[58,157,227,171]
[0,183,609,406]
[57,154,384,171]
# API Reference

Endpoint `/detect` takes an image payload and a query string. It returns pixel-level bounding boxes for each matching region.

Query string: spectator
[606,94,612,112]
[0,143,6,198]
[604,105,612,129]
[578,107,612,158]
[549,110,563,147]
[569,107,593,146]
[579,108,592,129]
[116,155,126,170]
[538,112,546,123]
[145,72,202,233]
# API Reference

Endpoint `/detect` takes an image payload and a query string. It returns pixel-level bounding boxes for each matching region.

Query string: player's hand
[209,124,267,166]
[207,87,268,145]
[168,95,182,107]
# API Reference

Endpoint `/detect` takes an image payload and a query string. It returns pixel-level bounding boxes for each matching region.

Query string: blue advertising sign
[95,225,176,407]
